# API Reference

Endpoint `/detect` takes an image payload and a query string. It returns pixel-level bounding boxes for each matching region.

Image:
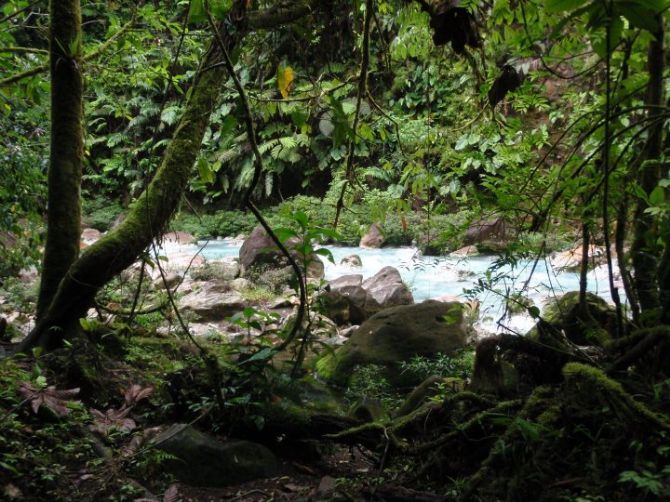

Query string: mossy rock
[154,424,280,487]
[531,291,616,346]
[315,300,468,386]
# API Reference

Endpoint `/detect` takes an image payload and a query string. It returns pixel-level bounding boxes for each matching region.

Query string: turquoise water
[179,239,620,334]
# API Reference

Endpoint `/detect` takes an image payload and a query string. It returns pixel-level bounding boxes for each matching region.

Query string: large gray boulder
[362,266,413,308]
[154,424,280,487]
[179,281,245,321]
[316,300,468,386]
[462,217,508,247]
[360,223,384,248]
[325,274,376,324]
[239,225,324,278]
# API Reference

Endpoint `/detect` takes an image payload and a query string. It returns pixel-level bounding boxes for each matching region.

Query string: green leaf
[197,158,214,184]
[528,306,541,319]
[188,0,206,23]
[210,0,233,19]
[649,186,665,205]
[241,347,275,364]
[615,2,660,32]
[314,247,335,263]
[546,0,586,13]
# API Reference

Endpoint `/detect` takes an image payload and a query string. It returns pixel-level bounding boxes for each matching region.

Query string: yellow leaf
[277,65,295,99]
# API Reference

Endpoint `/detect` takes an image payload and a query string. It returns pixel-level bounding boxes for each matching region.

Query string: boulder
[81,228,102,243]
[340,254,362,267]
[163,231,196,245]
[360,223,384,248]
[462,218,507,246]
[326,274,377,323]
[229,277,252,292]
[190,260,240,281]
[534,291,615,346]
[316,300,468,386]
[239,225,324,278]
[153,272,181,290]
[362,266,413,309]
[451,245,479,257]
[179,281,245,321]
[550,244,608,272]
[154,424,280,487]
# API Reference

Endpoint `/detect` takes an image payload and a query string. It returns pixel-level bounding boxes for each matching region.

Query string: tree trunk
[19,3,313,352]
[631,19,664,317]
[36,0,84,320]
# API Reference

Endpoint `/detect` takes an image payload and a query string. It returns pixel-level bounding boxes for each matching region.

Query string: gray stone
[340,254,362,267]
[230,277,252,292]
[153,272,181,290]
[154,424,280,487]
[163,231,196,245]
[179,282,245,320]
[239,225,324,278]
[316,300,468,386]
[360,223,384,248]
[190,260,240,281]
[362,266,413,308]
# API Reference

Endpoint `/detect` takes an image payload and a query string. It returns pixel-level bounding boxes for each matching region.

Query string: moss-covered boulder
[315,300,468,386]
[154,424,280,487]
[531,291,616,346]
[239,225,324,278]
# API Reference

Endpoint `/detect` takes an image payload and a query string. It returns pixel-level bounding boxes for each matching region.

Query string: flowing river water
[173,239,622,335]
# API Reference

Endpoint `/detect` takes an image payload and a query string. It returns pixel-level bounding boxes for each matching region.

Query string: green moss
[562,363,670,430]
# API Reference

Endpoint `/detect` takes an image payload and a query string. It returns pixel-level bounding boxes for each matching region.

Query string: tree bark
[19,3,313,352]
[36,0,84,321]
[631,19,664,316]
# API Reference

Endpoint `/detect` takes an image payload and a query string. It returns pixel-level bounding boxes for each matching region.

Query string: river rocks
[153,272,181,290]
[316,300,468,386]
[550,244,609,272]
[81,228,102,243]
[340,254,362,267]
[451,245,479,257]
[321,268,413,325]
[163,231,196,245]
[536,291,616,346]
[462,217,508,247]
[154,424,280,487]
[362,266,413,308]
[179,281,245,321]
[190,260,240,281]
[239,225,324,278]
[360,223,384,248]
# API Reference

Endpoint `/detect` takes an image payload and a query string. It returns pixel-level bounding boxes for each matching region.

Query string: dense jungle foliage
[3,0,670,500]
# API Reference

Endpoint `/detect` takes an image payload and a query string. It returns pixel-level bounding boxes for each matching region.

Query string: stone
[451,245,479,257]
[153,424,280,487]
[550,244,608,272]
[362,266,413,309]
[360,223,384,248]
[190,260,240,281]
[153,272,181,290]
[81,228,102,243]
[316,300,468,386]
[162,230,196,245]
[230,277,252,292]
[325,274,376,323]
[239,225,324,278]
[462,218,508,246]
[179,282,245,321]
[340,254,362,267]
[533,291,615,346]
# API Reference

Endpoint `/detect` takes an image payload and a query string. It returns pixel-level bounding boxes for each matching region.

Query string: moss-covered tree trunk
[631,20,664,317]
[19,2,313,352]
[36,0,84,320]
